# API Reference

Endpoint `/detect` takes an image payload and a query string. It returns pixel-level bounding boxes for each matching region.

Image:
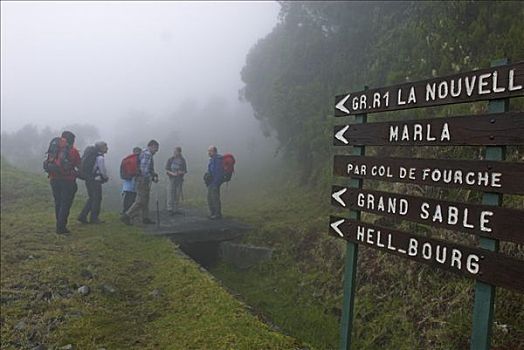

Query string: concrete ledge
[219,242,273,269]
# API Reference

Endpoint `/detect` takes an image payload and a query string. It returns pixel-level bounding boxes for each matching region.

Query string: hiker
[44,131,81,234]
[165,146,187,215]
[121,140,159,225]
[121,146,142,213]
[205,145,223,220]
[77,141,109,224]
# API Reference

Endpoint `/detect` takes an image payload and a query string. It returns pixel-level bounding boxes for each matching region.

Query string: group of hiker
[44,130,234,235]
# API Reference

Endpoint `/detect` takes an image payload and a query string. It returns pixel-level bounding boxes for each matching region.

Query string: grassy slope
[211,178,524,350]
[0,160,304,349]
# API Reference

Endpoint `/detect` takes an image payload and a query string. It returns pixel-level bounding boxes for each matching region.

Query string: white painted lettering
[438,81,449,99]
[465,75,476,96]
[373,92,381,108]
[451,249,462,269]
[431,169,442,182]
[454,170,463,185]
[480,211,493,232]
[352,96,359,110]
[491,173,502,187]
[357,193,365,207]
[401,125,409,141]
[420,202,430,220]
[387,234,396,251]
[377,196,385,212]
[366,228,374,245]
[426,124,436,141]
[448,206,459,225]
[478,172,489,186]
[450,78,462,97]
[399,167,407,179]
[466,255,480,274]
[360,94,367,109]
[408,238,418,256]
[492,71,506,93]
[376,230,385,248]
[432,205,443,223]
[462,208,474,229]
[441,123,450,141]
[357,226,365,241]
[399,199,409,216]
[478,73,492,95]
[509,69,523,91]
[408,86,416,104]
[413,124,423,141]
[408,168,416,180]
[397,89,406,105]
[435,246,447,264]
[422,243,432,259]
[465,172,475,185]
[367,194,375,210]
[426,83,436,101]
[389,126,399,142]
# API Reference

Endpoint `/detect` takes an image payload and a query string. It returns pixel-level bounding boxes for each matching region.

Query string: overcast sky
[1,1,280,132]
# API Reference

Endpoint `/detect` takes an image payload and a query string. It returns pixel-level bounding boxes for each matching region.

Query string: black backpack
[43,137,71,175]
[79,145,98,180]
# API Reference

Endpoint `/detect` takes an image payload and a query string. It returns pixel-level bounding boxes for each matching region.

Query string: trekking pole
[156,186,160,229]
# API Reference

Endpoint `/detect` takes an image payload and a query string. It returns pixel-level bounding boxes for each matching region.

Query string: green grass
[0,159,304,349]
[210,178,524,350]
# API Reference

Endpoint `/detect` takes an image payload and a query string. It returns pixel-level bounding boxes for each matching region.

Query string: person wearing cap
[77,141,109,224]
[48,131,81,234]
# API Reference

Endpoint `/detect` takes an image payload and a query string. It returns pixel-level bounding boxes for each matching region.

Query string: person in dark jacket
[78,141,109,224]
[206,145,223,220]
[165,146,187,215]
[48,131,81,234]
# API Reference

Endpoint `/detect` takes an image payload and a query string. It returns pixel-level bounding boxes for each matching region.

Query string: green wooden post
[340,112,367,350]
[470,58,509,350]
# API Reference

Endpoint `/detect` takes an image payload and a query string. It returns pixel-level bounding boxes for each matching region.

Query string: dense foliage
[240,1,524,183]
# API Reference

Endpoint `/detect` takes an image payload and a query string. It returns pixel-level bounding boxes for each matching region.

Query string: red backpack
[222,153,236,182]
[120,153,140,180]
[43,137,72,175]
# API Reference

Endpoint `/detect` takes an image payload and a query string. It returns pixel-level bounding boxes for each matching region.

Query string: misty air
[1,1,523,349]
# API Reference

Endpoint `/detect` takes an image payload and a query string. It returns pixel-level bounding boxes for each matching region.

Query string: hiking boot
[209,215,222,220]
[120,214,132,225]
[77,216,89,224]
[143,218,156,225]
[57,228,71,234]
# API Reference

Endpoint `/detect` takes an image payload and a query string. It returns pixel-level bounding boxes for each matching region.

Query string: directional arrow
[335,125,349,144]
[331,187,347,207]
[335,94,351,114]
[330,219,345,237]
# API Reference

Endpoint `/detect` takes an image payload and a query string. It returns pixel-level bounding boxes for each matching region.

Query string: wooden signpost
[330,59,524,350]
[334,61,524,116]
[333,112,524,146]
[329,216,524,293]
[333,155,524,195]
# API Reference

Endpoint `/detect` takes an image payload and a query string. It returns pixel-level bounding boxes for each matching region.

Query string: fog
[1,1,282,206]
[2,1,278,129]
